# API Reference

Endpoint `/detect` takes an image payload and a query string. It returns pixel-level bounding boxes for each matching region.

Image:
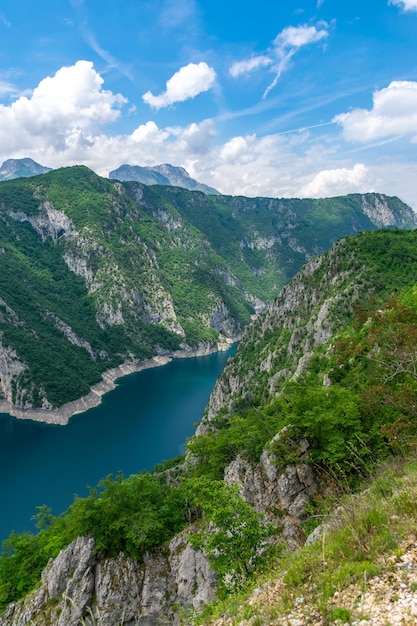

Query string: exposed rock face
[109,163,220,195]
[224,432,317,551]
[0,343,31,406]
[360,193,405,227]
[0,158,52,181]
[210,302,241,338]
[32,201,77,240]
[0,532,216,626]
[202,238,368,425]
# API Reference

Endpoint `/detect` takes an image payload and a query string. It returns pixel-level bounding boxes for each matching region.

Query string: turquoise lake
[0,347,235,544]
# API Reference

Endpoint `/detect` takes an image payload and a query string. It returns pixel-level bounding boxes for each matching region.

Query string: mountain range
[0,165,415,415]
[0,158,220,195]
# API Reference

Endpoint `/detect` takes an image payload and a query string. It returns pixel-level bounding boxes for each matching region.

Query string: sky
[0,0,417,208]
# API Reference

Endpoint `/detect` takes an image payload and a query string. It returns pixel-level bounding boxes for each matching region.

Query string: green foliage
[0,532,50,607]
[0,471,188,610]
[63,472,187,558]
[185,478,275,598]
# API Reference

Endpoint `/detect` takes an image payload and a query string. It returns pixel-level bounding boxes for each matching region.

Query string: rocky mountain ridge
[0,158,52,181]
[109,163,220,195]
[201,228,415,428]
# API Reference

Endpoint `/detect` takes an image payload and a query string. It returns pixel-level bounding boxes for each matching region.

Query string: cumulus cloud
[171,119,217,154]
[300,163,370,198]
[389,0,417,11]
[229,56,273,78]
[142,62,216,109]
[0,60,126,154]
[1,62,416,211]
[131,121,170,144]
[334,80,417,142]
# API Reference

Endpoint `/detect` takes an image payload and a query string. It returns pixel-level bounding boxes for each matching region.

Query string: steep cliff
[202,228,417,427]
[0,533,215,626]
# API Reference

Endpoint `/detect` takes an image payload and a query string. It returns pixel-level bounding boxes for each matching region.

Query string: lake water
[0,347,235,544]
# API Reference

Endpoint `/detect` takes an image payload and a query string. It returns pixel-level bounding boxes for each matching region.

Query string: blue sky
[0,0,417,207]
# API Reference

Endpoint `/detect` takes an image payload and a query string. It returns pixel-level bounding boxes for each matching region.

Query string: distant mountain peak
[109,163,220,195]
[0,158,52,181]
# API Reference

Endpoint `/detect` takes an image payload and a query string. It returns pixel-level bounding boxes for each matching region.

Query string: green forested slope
[0,165,415,411]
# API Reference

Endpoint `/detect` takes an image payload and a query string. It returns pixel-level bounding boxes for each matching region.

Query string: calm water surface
[0,347,235,544]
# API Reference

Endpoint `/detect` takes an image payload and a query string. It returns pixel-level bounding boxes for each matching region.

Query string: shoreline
[0,339,236,426]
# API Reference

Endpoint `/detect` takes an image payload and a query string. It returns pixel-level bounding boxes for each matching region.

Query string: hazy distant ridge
[109,163,220,195]
[0,158,52,181]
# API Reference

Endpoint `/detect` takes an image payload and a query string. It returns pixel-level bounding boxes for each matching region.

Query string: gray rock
[0,531,216,626]
[224,430,317,550]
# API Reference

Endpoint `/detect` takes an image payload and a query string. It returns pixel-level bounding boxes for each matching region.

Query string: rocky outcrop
[224,431,317,551]
[209,302,241,338]
[360,193,409,228]
[0,532,216,626]
[0,344,27,404]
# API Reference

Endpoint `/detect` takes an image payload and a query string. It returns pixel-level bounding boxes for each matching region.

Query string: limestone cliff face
[0,532,216,626]
[201,236,372,428]
[224,431,317,551]
[0,343,29,406]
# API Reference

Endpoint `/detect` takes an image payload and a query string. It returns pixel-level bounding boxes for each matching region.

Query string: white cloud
[265,23,329,98]
[230,23,329,97]
[389,0,417,11]
[131,121,169,144]
[1,62,416,212]
[334,81,417,142]
[0,60,126,154]
[274,24,328,49]
[142,62,216,109]
[172,119,217,154]
[299,163,370,197]
[229,56,273,78]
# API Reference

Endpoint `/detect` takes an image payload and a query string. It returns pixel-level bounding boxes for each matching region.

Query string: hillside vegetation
[0,165,415,411]
[2,229,417,624]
